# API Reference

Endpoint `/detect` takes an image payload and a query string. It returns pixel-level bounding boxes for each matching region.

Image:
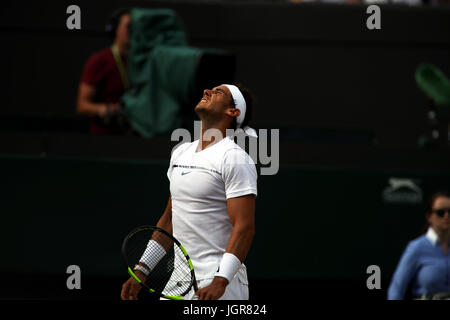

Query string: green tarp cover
[123,8,201,137]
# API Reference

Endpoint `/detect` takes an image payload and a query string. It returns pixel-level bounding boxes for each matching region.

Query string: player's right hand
[121,272,145,300]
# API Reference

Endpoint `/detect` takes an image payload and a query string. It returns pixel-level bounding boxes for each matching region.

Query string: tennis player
[121,83,258,300]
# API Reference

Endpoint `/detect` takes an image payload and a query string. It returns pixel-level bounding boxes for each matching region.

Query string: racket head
[122,225,197,300]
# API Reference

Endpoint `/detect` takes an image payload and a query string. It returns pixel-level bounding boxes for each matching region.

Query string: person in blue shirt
[388,190,450,300]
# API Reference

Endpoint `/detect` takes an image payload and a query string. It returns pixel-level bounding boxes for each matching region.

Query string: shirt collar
[426,227,439,246]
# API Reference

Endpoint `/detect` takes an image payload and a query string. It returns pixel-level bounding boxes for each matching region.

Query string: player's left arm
[196,194,255,300]
[224,194,256,262]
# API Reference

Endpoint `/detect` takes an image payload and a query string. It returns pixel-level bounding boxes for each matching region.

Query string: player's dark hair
[105,8,130,40]
[230,83,255,131]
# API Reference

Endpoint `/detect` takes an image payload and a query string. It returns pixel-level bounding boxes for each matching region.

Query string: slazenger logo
[382,177,423,204]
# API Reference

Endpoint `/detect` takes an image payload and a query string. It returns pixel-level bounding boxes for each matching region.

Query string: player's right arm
[120,196,172,300]
[156,196,173,234]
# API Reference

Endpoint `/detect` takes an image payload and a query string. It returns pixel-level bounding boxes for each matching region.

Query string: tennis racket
[121,225,198,300]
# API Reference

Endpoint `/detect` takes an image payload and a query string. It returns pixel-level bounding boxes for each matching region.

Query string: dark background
[1,0,449,300]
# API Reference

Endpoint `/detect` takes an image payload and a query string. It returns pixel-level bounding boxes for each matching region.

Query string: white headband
[223,84,258,138]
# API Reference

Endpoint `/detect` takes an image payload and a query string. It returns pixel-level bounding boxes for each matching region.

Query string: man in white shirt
[121,83,258,300]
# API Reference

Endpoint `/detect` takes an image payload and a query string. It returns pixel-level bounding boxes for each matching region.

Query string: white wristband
[139,240,166,273]
[214,252,242,283]
[133,264,150,276]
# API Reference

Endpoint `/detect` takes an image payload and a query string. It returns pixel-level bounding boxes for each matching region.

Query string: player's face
[428,196,450,232]
[195,85,234,119]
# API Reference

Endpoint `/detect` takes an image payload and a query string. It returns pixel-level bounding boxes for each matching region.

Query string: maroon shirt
[80,47,127,134]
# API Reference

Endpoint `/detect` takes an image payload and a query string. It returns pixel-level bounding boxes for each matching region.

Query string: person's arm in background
[76,82,119,117]
[120,196,172,300]
[76,52,119,118]
[387,242,418,300]
[195,194,255,300]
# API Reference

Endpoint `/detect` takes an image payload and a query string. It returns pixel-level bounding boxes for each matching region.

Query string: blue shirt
[388,228,450,300]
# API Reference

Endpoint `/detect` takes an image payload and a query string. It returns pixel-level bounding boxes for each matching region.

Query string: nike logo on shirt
[181,171,191,176]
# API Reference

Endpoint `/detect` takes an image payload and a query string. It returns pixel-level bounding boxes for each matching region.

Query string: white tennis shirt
[167,136,257,280]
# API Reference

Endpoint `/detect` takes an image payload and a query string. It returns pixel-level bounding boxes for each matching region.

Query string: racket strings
[149,245,193,296]
[124,228,193,297]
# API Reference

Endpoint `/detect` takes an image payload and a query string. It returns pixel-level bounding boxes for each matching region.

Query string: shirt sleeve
[81,53,105,86]
[387,241,419,300]
[222,147,258,199]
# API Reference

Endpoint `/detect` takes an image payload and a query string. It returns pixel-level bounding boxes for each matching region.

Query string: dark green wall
[2,1,450,149]
[2,155,447,283]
